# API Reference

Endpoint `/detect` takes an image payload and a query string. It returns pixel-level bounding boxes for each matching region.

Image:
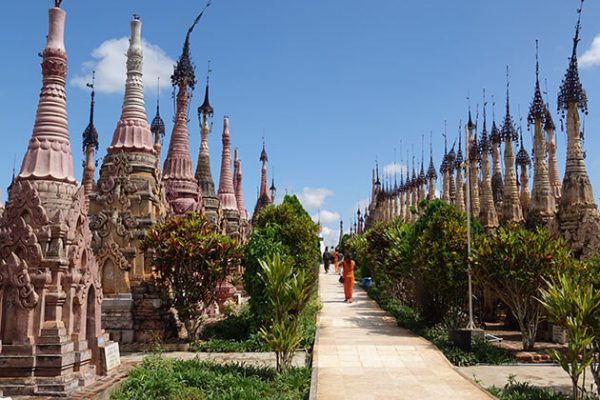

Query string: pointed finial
[54,0,64,8]
[558,0,588,114]
[82,70,99,154]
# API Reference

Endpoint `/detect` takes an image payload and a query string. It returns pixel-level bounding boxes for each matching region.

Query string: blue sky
[2,1,600,247]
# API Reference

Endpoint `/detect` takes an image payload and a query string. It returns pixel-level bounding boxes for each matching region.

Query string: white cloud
[580,35,600,68]
[71,37,175,94]
[354,198,370,212]
[320,225,341,249]
[312,209,341,225]
[382,162,407,175]
[299,187,333,209]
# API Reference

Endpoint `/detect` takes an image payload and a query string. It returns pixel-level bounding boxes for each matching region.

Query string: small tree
[539,269,600,400]
[141,213,242,339]
[258,253,314,371]
[472,224,571,350]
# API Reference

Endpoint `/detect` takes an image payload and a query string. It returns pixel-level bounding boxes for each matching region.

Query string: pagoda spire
[501,66,524,223]
[218,117,241,237]
[270,176,277,204]
[218,117,239,211]
[467,106,481,218]
[441,124,450,203]
[479,92,499,229]
[528,41,556,222]
[447,140,457,204]
[18,6,75,183]
[108,16,154,154]
[556,0,600,258]
[163,19,202,215]
[489,96,504,217]
[426,132,437,200]
[82,71,99,195]
[516,125,531,215]
[151,78,166,155]
[253,140,271,221]
[234,149,248,220]
[455,125,465,212]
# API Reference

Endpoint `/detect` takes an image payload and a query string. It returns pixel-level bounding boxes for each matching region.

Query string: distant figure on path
[332,247,340,273]
[341,255,355,303]
[322,246,331,274]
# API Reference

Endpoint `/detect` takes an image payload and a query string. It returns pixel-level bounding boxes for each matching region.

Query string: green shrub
[472,224,572,350]
[487,377,568,400]
[244,195,320,329]
[110,357,311,400]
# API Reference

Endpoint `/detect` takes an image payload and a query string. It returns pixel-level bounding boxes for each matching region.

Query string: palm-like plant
[258,253,314,371]
[539,269,600,399]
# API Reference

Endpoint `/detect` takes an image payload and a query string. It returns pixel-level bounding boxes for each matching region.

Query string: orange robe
[333,251,339,273]
[342,259,355,301]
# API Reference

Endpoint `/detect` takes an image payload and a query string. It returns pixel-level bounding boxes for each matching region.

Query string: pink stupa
[163,31,201,215]
[107,17,154,154]
[218,117,239,212]
[234,149,248,220]
[18,7,75,183]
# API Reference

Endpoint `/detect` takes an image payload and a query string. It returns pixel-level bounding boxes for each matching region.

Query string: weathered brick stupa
[234,148,249,242]
[556,4,600,258]
[89,16,166,345]
[252,142,272,222]
[218,117,241,238]
[500,71,524,224]
[0,4,108,394]
[163,24,202,216]
[196,77,222,227]
[478,102,499,229]
[527,43,557,225]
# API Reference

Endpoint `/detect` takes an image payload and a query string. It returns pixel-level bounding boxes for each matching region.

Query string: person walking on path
[322,246,331,274]
[332,248,340,274]
[341,256,355,303]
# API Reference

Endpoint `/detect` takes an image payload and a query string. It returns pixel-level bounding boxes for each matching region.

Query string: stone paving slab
[459,365,593,395]
[312,271,495,400]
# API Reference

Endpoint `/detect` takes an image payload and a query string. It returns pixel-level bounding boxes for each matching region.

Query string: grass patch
[110,355,311,400]
[487,378,568,400]
[192,299,321,353]
[365,283,515,366]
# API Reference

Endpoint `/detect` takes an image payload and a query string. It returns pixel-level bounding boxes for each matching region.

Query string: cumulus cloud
[354,198,370,212]
[382,162,407,175]
[320,225,341,249]
[299,187,333,209]
[580,35,600,68]
[72,37,175,94]
[312,210,341,225]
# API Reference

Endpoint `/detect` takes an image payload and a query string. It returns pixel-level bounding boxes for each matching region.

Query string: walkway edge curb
[308,274,323,400]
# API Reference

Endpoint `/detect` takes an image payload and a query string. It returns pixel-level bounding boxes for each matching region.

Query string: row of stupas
[363,3,600,259]
[0,3,275,395]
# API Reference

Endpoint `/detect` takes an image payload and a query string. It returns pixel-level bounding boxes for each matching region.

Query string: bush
[487,377,568,400]
[472,224,572,350]
[244,195,320,329]
[258,254,315,371]
[110,356,311,400]
[141,213,242,339]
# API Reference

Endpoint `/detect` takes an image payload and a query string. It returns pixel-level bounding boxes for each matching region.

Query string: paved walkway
[460,365,593,395]
[312,271,494,400]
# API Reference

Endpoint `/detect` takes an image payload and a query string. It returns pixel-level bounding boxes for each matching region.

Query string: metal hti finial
[55,0,63,8]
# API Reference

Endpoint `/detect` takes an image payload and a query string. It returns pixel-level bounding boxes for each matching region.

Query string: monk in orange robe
[332,248,339,274]
[341,257,355,303]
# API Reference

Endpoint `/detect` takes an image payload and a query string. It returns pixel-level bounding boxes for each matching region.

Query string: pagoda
[163,24,202,216]
[253,142,272,222]
[196,76,221,227]
[0,4,107,394]
[556,2,600,258]
[89,16,166,345]
[217,117,240,237]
